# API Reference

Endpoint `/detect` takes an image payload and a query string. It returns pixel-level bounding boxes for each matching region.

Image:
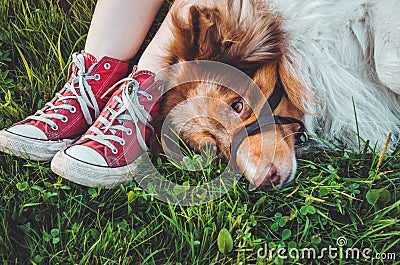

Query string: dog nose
[248,164,282,190]
[258,164,280,188]
[268,165,281,185]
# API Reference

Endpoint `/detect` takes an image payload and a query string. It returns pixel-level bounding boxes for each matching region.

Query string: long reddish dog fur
[153,0,400,188]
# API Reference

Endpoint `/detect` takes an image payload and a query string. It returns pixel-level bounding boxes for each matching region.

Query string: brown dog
[155,0,400,189]
[154,0,306,189]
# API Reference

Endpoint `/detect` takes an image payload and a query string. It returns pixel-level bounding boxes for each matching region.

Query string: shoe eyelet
[147,95,153,100]
[120,139,126,146]
[141,105,145,109]
[61,116,68,123]
[104,63,111,70]
[94,74,101,81]
[51,124,59,130]
[111,148,118,154]
[70,106,77,113]
[126,128,133,136]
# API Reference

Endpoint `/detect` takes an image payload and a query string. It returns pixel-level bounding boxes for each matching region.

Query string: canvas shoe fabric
[0,52,129,161]
[51,69,162,188]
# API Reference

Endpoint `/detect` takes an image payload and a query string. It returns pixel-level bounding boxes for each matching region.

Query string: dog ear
[188,6,222,60]
[220,0,285,64]
[253,62,307,113]
[167,1,285,76]
[278,61,307,113]
[166,5,221,64]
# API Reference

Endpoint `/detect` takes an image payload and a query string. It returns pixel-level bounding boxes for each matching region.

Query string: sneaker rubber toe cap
[7,125,48,140]
[65,145,108,167]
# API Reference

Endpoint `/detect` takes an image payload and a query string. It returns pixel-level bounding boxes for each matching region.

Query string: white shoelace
[83,78,153,154]
[27,53,100,130]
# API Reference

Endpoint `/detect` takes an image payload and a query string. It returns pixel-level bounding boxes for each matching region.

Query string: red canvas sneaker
[0,52,129,161]
[51,69,162,188]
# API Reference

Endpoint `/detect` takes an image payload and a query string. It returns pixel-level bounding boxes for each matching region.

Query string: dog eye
[231,99,244,113]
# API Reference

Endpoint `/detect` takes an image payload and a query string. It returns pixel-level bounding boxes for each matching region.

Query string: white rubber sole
[51,149,142,188]
[0,129,76,161]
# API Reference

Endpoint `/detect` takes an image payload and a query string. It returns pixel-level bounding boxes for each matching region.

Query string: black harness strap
[267,79,285,113]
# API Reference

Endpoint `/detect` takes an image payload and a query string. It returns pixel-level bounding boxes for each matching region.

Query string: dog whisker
[280,131,299,144]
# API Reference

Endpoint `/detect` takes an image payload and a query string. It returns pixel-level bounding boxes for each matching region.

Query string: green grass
[0,0,399,264]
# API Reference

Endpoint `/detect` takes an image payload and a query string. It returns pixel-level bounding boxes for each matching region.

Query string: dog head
[158,0,307,189]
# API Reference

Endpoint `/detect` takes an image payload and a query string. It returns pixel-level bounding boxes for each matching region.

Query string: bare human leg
[0,0,165,161]
[85,0,165,61]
